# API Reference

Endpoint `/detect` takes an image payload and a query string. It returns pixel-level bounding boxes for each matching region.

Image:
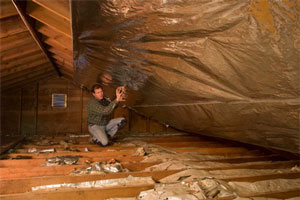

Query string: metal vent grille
[52,94,67,108]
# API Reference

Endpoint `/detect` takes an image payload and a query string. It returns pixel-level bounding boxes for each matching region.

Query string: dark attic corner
[0,0,299,199]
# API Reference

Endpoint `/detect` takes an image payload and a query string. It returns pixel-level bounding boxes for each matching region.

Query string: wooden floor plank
[1,150,135,159]
[1,170,299,195]
[0,155,285,168]
[241,189,300,199]
[0,156,144,168]
[0,185,154,200]
[0,170,181,194]
[1,159,297,179]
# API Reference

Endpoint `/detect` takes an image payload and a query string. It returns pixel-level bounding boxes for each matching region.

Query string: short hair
[91,84,103,93]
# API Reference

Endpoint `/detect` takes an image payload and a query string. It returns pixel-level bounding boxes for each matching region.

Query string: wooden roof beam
[0,1,18,19]
[0,43,41,63]
[0,15,27,38]
[36,22,72,45]
[32,0,70,21]
[48,47,72,61]
[12,0,62,77]
[52,54,73,67]
[1,52,45,70]
[26,1,71,38]
[43,37,72,53]
[0,32,33,52]
[55,60,73,71]
[1,59,50,77]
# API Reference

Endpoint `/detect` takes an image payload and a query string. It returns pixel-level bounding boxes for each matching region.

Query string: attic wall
[1,76,174,136]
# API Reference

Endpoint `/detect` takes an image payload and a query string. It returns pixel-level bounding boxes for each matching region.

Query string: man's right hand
[116,86,126,102]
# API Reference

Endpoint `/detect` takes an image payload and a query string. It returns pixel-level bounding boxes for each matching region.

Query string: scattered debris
[71,160,129,175]
[159,169,299,184]
[137,178,235,200]
[291,165,300,172]
[68,134,90,138]
[228,179,300,196]
[132,147,146,156]
[35,140,59,146]
[43,156,81,166]
[28,148,38,153]
[28,148,55,153]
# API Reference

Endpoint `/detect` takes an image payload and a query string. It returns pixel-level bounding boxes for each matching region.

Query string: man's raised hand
[116,86,126,102]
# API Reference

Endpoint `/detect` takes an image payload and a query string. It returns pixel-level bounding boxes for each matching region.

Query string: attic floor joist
[0,133,299,200]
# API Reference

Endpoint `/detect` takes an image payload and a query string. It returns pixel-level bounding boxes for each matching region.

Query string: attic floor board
[0,160,298,179]
[0,155,286,168]
[0,133,299,199]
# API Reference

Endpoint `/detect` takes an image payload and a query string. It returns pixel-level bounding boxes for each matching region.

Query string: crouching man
[87,84,126,146]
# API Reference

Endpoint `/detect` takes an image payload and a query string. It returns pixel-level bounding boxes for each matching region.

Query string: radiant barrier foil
[72,0,300,153]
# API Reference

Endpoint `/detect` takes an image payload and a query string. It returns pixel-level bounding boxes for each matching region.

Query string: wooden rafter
[43,37,72,53]
[36,22,72,49]
[48,47,72,61]
[0,1,18,19]
[1,58,49,77]
[0,15,27,38]
[0,43,40,63]
[26,1,71,38]
[12,0,62,77]
[32,0,70,21]
[1,52,45,70]
[0,31,33,52]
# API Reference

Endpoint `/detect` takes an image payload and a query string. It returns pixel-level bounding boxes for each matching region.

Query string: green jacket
[87,97,118,126]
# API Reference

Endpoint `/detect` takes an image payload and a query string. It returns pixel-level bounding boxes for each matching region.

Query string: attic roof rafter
[11,0,62,77]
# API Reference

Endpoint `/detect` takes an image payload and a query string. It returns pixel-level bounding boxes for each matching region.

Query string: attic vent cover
[52,94,67,108]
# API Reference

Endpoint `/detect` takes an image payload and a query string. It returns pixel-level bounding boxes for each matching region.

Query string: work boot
[117,119,127,130]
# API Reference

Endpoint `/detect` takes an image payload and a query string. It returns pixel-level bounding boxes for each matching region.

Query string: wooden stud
[35,82,39,135]
[19,88,23,135]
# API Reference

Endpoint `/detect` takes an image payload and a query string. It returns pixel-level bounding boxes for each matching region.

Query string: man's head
[91,84,103,100]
